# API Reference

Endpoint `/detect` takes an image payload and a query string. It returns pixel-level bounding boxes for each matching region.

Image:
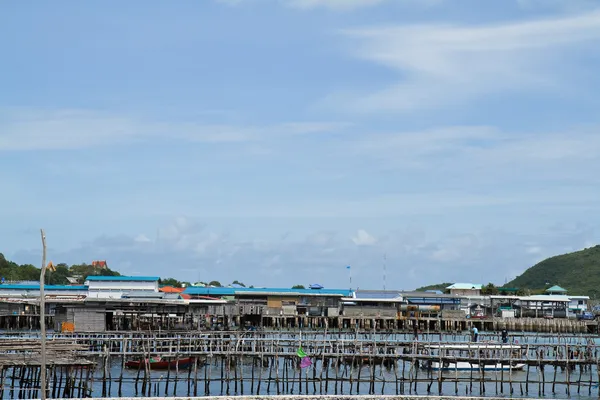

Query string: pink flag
[300,356,312,369]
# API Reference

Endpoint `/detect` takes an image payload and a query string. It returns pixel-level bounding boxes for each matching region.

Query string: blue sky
[1,0,600,289]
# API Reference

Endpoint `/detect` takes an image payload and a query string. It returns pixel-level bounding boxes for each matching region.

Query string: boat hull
[125,357,194,370]
[428,361,526,371]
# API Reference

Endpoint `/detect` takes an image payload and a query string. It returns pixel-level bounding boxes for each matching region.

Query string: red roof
[91,260,108,268]
[159,286,185,293]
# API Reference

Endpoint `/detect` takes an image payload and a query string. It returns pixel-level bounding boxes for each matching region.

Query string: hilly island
[506,245,600,299]
[418,246,600,299]
[3,245,600,298]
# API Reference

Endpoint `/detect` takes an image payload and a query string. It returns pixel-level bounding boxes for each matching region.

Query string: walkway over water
[1,331,599,399]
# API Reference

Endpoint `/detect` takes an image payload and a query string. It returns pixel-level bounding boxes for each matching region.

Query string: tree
[46,264,70,285]
[232,280,246,287]
[292,284,305,289]
[209,280,222,287]
[69,263,120,283]
[159,277,183,288]
[415,282,453,292]
[481,283,499,295]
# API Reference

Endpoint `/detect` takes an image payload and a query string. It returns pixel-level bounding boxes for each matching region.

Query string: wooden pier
[1,330,600,398]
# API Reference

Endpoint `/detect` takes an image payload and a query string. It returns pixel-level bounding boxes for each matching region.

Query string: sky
[1,0,600,290]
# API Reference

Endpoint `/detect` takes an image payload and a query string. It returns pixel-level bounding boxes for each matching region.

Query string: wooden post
[39,229,47,400]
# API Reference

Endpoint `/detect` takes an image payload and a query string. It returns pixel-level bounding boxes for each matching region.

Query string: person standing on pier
[471,326,479,342]
[413,322,418,340]
[501,328,508,343]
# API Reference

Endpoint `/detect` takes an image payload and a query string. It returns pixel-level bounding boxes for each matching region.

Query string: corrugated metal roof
[446,283,482,290]
[86,276,159,282]
[402,291,459,299]
[159,286,185,293]
[354,290,402,299]
[122,291,164,298]
[546,285,567,292]
[0,285,87,290]
[520,295,570,302]
[183,287,352,296]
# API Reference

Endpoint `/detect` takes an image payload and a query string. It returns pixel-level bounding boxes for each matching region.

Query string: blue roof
[0,285,87,291]
[185,287,236,295]
[184,287,352,296]
[86,276,159,282]
[407,297,461,305]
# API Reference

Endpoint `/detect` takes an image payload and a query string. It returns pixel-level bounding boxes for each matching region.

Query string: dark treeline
[0,253,120,285]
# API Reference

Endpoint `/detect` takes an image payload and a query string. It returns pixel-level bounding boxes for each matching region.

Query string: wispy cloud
[325,10,600,112]
[517,0,599,12]
[10,217,598,289]
[338,127,600,199]
[352,229,377,246]
[0,108,348,151]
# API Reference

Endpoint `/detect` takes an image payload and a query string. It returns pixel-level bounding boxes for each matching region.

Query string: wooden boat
[427,361,526,371]
[125,356,193,370]
[422,342,525,371]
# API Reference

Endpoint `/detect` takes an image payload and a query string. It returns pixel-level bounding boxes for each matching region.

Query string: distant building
[446,283,482,297]
[159,286,185,294]
[91,260,108,269]
[568,295,590,313]
[546,285,568,295]
[85,276,160,299]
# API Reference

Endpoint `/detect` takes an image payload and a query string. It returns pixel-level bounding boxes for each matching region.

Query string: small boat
[421,342,525,372]
[125,356,194,370]
[427,361,526,371]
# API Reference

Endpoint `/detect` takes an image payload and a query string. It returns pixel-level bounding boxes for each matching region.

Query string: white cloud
[352,229,377,246]
[347,125,600,184]
[0,108,347,151]
[134,234,152,243]
[526,246,542,255]
[8,217,599,290]
[517,0,599,12]
[330,10,600,112]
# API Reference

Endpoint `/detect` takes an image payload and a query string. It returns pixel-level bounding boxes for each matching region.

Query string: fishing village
[3,0,600,399]
[1,237,600,399]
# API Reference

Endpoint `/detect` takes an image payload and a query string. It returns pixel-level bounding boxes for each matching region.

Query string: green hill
[506,245,600,298]
[415,282,452,292]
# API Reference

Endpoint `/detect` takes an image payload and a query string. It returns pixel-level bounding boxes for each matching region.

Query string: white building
[85,276,159,299]
[568,296,590,313]
[446,283,482,297]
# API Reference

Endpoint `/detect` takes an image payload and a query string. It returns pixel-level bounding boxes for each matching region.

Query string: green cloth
[297,347,307,358]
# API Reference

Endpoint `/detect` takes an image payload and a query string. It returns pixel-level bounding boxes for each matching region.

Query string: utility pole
[40,229,47,400]
[383,253,387,291]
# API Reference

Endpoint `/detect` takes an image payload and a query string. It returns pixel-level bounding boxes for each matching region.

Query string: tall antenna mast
[383,253,387,291]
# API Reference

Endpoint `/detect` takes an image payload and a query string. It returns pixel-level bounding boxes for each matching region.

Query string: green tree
[69,263,120,283]
[46,265,70,285]
[208,280,222,287]
[481,283,499,295]
[292,284,305,289]
[159,277,183,288]
[232,280,246,287]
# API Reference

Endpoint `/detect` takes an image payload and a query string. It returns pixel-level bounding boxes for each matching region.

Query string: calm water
[2,330,600,399]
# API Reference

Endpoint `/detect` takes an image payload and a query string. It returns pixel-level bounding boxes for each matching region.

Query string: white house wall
[86,281,158,291]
